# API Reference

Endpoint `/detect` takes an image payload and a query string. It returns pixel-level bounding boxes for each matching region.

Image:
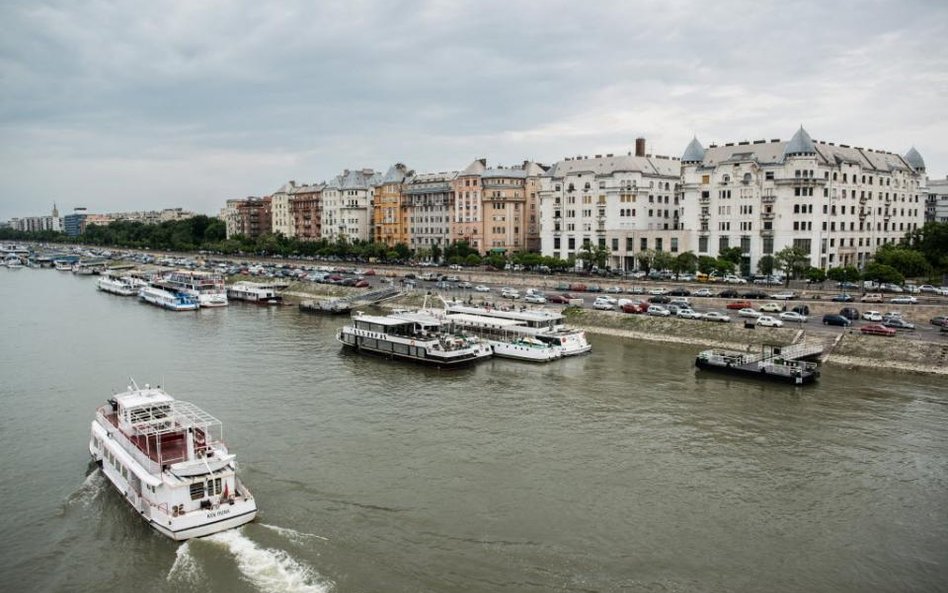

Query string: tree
[757,255,775,276]
[827,266,861,284]
[430,243,443,263]
[873,244,932,279]
[673,252,698,279]
[713,258,735,275]
[718,246,743,266]
[806,267,827,284]
[697,255,718,275]
[464,253,482,266]
[774,246,810,286]
[636,249,657,275]
[862,262,904,285]
[901,221,948,274]
[653,251,675,275]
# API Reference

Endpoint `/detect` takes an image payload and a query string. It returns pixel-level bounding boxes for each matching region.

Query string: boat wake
[206,529,330,593]
[65,468,105,508]
[260,523,330,544]
[166,541,202,584]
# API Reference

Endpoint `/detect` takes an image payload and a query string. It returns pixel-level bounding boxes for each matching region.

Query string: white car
[738,307,762,318]
[724,275,747,284]
[595,295,618,305]
[604,286,623,294]
[677,309,704,320]
[702,311,731,323]
[863,310,883,322]
[779,311,808,323]
[593,300,614,310]
[648,287,668,295]
[646,305,671,317]
[692,288,713,297]
[524,294,547,304]
[770,291,796,300]
[756,315,784,327]
[457,281,473,289]
[759,302,783,313]
[890,296,918,305]
[474,285,491,292]
[501,288,520,299]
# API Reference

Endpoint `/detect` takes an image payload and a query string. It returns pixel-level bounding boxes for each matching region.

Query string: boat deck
[103,412,196,466]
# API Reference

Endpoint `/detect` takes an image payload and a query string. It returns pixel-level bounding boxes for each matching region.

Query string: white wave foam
[68,468,105,507]
[260,523,330,543]
[167,541,202,584]
[207,529,330,593]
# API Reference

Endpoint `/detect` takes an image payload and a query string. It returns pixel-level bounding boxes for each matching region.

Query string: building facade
[478,162,547,255]
[234,197,272,240]
[680,127,926,274]
[451,159,487,253]
[406,171,456,255]
[63,211,88,237]
[373,163,412,247]
[289,183,324,240]
[925,176,948,223]
[270,182,298,238]
[538,142,684,270]
[321,168,380,242]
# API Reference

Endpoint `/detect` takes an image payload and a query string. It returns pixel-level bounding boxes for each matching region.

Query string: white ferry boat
[443,303,592,356]
[97,274,142,296]
[3,254,23,269]
[437,312,562,362]
[337,311,492,367]
[89,382,257,540]
[139,284,200,311]
[159,270,228,307]
[54,260,73,271]
[227,281,283,305]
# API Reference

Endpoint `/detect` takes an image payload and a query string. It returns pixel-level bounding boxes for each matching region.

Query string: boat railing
[98,410,165,474]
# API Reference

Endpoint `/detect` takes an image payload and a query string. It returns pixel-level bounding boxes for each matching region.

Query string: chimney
[635,138,646,157]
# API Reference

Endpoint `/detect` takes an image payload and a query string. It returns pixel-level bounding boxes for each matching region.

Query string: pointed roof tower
[681,137,706,163]
[784,126,817,158]
[904,147,925,172]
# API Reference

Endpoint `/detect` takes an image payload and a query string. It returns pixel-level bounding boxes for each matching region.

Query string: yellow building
[374,163,412,247]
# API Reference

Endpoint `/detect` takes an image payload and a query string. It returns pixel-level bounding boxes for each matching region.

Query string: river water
[1,268,946,593]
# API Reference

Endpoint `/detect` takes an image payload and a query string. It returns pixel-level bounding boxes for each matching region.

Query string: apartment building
[451,159,486,252]
[538,139,684,270]
[270,181,298,237]
[321,168,381,242]
[289,183,324,240]
[374,163,412,247]
[406,171,456,253]
[925,175,948,223]
[680,127,926,274]
[234,197,272,240]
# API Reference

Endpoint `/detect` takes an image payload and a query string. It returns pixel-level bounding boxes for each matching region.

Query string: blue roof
[784,126,817,157]
[904,147,925,170]
[681,137,705,162]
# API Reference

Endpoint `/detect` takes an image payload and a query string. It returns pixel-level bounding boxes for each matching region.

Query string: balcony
[759,228,773,236]
[699,196,710,205]
[761,211,775,220]
[761,194,776,203]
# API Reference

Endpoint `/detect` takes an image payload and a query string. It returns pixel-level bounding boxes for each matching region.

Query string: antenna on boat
[129,377,139,391]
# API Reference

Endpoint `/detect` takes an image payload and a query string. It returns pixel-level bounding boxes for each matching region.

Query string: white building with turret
[679,127,927,275]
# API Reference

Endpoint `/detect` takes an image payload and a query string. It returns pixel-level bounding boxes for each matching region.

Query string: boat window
[190,482,205,500]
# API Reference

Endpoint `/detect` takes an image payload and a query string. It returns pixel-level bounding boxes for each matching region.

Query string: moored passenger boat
[158,270,228,307]
[438,312,563,362]
[694,349,819,385]
[226,281,283,305]
[337,311,492,367]
[97,274,142,296]
[443,302,592,356]
[139,284,200,311]
[89,381,257,540]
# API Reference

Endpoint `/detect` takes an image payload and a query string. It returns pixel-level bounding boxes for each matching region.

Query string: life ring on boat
[411,341,415,346]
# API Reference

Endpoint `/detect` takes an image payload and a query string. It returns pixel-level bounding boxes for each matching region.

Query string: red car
[547,294,570,304]
[726,300,753,310]
[622,301,649,314]
[354,279,370,288]
[860,324,896,337]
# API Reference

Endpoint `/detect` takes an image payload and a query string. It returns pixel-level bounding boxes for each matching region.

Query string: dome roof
[904,147,925,170]
[784,126,817,157]
[681,137,705,163]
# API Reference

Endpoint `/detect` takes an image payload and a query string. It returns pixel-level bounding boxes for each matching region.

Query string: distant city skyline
[2,0,946,220]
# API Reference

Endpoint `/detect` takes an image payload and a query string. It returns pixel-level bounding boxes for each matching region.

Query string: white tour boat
[158,270,228,307]
[54,260,73,271]
[436,312,563,362]
[89,382,257,540]
[226,281,283,305]
[337,311,493,367]
[97,274,143,297]
[139,284,200,311]
[442,302,592,356]
[3,254,23,269]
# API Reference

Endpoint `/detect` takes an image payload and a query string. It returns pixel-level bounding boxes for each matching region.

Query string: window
[719,236,729,251]
[641,238,648,251]
[190,482,206,500]
[699,236,709,252]
[671,238,679,253]
[626,237,634,251]
[612,238,619,251]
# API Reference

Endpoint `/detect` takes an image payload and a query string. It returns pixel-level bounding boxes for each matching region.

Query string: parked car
[726,300,753,310]
[723,274,747,284]
[837,281,860,290]
[882,318,915,330]
[839,307,860,320]
[756,315,784,328]
[501,288,520,299]
[604,285,623,294]
[667,287,691,296]
[742,290,770,300]
[791,304,811,316]
[861,293,884,303]
[779,311,808,323]
[474,284,491,292]
[822,314,852,327]
[546,294,570,304]
[718,289,740,299]
[649,295,672,304]
[831,293,854,302]
[677,309,704,320]
[457,281,473,289]
[890,296,918,305]
[770,291,796,300]
[648,287,668,295]
[702,311,731,323]
[668,298,691,307]
[759,302,783,313]
[862,310,883,322]
[692,288,714,297]
[621,301,649,314]
[592,299,613,310]
[931,315,948,327]
[861,324,897,337]
[646,305,671,317]
[524,294,547,304]
[738,307,761,318]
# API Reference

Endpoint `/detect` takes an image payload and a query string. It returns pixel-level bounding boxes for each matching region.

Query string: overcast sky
[2,0,946,220]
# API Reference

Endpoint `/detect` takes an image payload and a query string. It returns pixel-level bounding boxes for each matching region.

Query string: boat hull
[337,332,491,368]
[695,357,818,385]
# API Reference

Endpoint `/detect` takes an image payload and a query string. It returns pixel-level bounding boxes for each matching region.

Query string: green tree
[718,246,743,265]
[697,255,718,275]
[464,253,482,266]
[757,255,775,276]
[636,249,657,275]
[673,251,698,279]
[653,251,675,274]
[774,246,810,286]
[806,267,827,284]
[873,244,932,279]
[430,243,442,263]
[901,221,948,274]
[862,262,904,285]
[827,266,861,284]
[713,258,735,275]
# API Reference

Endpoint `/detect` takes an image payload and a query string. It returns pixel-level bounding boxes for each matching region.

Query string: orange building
[374,163,412,247]
[450,159,487,252]
[290,183,323,241]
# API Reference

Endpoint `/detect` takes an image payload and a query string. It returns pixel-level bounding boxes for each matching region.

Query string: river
[0,268,946,593]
